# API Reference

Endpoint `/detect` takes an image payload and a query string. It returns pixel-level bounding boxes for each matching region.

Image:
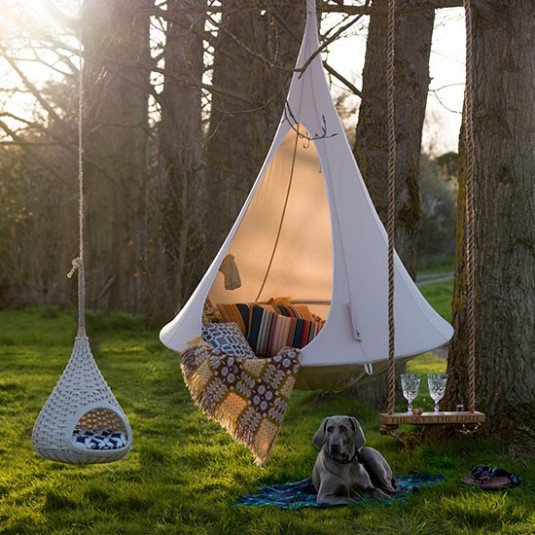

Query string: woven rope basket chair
[32,34,132,464]
[32,336,132,464]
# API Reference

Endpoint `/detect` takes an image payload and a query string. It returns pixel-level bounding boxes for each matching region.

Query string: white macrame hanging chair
[160,0,453,392]
[32,40,132,464]
[32,330,133,464]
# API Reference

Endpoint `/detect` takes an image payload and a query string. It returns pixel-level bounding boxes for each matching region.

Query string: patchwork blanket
[180,339,301,465]
[235,474,444,509]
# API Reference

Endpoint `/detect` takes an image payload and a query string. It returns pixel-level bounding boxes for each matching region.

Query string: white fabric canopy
[160,0,453,391]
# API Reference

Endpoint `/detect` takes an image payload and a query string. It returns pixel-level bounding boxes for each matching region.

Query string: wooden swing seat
[379,410,485,426]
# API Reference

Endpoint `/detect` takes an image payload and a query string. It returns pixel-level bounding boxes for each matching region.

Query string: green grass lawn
[0,301,533,535]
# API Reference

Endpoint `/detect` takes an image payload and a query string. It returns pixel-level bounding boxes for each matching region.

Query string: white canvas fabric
[160,0,453,391]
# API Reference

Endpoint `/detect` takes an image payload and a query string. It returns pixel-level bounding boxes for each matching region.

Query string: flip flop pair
[461,465,521,490]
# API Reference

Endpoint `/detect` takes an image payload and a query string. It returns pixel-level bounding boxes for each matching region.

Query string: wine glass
[401,374,420,414]
[428,373,448,413]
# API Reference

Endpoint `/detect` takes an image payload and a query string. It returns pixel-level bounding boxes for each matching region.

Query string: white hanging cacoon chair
[160,0,453,392]
[32,37,132,463]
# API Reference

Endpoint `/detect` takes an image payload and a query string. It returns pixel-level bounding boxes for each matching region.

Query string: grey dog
[312,415,399,505]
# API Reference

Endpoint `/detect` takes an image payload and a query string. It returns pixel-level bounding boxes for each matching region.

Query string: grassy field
[0,300,533,535]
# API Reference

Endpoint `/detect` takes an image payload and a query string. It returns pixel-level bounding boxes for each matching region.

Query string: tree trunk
[445,1,535,456]
[351,1,435,407]
[205,1,304,257]
[154,0,206,319]
[82,0,152,313]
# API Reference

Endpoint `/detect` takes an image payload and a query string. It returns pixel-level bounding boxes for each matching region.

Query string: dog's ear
[349,416,366,449]
[313,417,329,449]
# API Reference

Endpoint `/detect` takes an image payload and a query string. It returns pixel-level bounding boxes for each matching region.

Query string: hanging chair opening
[71,406,130,452]
[208,126,333,321]
[200,126,333,361]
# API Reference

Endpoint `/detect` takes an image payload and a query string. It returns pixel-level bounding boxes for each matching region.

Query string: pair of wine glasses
[401,373,448,414]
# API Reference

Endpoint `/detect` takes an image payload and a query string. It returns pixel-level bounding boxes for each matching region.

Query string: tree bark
[445,0,535,456]
[351,0,435,407]
[205,1,304,257]
[154,0,206,319]
[82,0,152,313]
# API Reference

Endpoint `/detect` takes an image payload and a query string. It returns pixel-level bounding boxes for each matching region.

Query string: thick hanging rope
[386,0,397,415]
[67,33,86,338]
[463,0,477,413]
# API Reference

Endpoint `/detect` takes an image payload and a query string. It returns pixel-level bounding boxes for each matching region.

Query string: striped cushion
[216,303,251,334]
[216,303,314,335]
[269,304,313,321]
[247,305,323,357]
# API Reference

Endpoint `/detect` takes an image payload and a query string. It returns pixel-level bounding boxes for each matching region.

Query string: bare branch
[323,61,363,99]
[296,3,370,78]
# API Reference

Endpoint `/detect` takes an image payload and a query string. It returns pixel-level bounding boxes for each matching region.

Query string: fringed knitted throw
[180,339,301,465]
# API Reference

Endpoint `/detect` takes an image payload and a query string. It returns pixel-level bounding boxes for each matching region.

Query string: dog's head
[313,415,366,462]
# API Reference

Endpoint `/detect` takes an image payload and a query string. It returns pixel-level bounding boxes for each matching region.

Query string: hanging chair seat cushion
[180,339,301,465]
[72,428,128,451]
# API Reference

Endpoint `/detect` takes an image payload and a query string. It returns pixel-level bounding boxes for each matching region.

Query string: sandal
[479,467,521,490]
[461,465,492,486]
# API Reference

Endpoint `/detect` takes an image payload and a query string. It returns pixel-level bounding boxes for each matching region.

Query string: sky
[0,1,466,155]
[326,7,466,154]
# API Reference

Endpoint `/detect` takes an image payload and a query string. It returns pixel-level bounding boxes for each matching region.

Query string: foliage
[420,280,454,322]
[0,302,533,535]
[417,152,458,266]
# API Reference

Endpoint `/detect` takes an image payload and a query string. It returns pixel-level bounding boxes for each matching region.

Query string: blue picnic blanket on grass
[235,474,444,509]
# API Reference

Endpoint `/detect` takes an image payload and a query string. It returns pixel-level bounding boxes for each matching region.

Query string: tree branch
[323,61,363,99]
[296,4,369,78]
[142,0,464,16]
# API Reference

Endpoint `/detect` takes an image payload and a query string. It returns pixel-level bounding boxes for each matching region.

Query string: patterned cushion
[202,322,256,358]
[247,305,323,357]
[72,429,128,450]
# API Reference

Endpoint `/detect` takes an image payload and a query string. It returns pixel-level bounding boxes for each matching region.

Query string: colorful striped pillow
[268,304,313,321]
[247,305,323,357]
[216,303,251,334]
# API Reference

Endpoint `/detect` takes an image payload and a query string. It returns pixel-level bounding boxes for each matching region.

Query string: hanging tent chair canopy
[160,0,453,392]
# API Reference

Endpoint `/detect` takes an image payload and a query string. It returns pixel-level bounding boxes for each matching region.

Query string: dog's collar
[327,448,365,465]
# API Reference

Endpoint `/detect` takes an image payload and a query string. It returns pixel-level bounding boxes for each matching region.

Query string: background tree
[205,0,304,256]
[445,0,535,456]
[81,0,152,313]
[351,0,435,408]
[417,152,457,264]
[154,0,207,319]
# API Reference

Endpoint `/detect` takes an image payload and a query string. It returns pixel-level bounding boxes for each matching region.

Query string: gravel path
[415,272,454,288]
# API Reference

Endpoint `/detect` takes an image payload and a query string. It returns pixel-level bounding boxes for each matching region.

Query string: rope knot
[67,257,82,278]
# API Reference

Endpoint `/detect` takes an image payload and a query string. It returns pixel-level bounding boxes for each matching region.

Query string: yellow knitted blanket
[180,339,301,465]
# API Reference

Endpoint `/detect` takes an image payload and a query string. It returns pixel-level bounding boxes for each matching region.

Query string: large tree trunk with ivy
[444,1,535,456]
[351,2,435,408]
[154,0,206,320]
[205,1,304,258]
[82,0,152,313]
